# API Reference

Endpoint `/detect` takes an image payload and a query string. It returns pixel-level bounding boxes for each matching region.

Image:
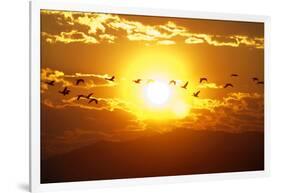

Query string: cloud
[41,68,116,93]
[42,30,99,44]
[184,36,205,44]
[99,34,116,43]
[159,21,186,37]
[183,33,264,49]
[41,68,71,93]
[41,68,264,159]
[41,10,264,49]
[127,33,156,41]
[180,92,264,133]
[41,68,133,114]
[76,14,109,34]
[197,82,222,89]
[41,68,264,135]
[42,96,132,113]
[157,40,176,45]
[41,104,146,159]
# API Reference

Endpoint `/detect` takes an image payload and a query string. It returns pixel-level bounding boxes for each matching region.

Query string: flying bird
[105,76,115,82]
[181,81,189,89]
[76,79,85,85]
[200,78,208,83]
[169,80,177,85]
[77,94,85,100]
[59,87,70,96]
[224,83,234,88]
[88,98,98,104]
[252,77,259,82]
[193,91,200,97]
[257,81,264,84]
[85,93,93,99]
[45,80,55,86]
[231,74,239,77]
[133,79,142,84]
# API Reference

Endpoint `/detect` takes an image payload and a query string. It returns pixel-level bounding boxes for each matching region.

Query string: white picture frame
[30,0,271,192]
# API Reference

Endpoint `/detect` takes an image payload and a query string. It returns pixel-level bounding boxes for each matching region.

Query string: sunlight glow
[119,49,194,120]
[145,81,171,105]
[172,101,190,118]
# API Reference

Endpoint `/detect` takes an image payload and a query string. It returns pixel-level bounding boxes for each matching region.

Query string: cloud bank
[41,10,264,49]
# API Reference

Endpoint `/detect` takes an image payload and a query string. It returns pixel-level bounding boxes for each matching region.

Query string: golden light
[171,101,190,118]
[118,47,195,120]
[145,81,171,105]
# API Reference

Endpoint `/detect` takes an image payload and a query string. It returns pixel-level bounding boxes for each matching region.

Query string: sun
[145,81,171,105]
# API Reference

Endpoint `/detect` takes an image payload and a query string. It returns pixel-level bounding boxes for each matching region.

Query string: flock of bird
[44,73,264,104]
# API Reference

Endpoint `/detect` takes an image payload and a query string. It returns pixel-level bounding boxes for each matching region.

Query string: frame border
[30,0,271,192]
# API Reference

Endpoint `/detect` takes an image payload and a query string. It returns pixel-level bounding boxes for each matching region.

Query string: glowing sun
[145,81,171,105]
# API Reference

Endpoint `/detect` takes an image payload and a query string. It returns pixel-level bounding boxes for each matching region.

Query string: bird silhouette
[193,91,200,97]
[252,77,259,82]
[77,94,85,100]
[76,79,85,85]
[45,80,55,86]
[105,76,115,82]
[85,93,93,99]
[88,98,98,104]
[133,79,142,84]
[181,81,189,89]
[257,81,264,84]
[169,80,176,85]
[200,78,208,83]
[59,87,70,96]
[231,74,239,77]
[224,83,234,88]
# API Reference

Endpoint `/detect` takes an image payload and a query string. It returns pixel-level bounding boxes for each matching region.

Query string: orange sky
[40,10,264,158]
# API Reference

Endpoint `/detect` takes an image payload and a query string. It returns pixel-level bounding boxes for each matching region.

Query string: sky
[40,10,264,159]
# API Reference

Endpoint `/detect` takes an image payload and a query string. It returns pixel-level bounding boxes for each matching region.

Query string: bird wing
[224,84,233,88]
[200,78,207,83]
[87,93,93,98]
[105,76,113,81]
[89,98,98,104]
[169,80,174,84]
[76,79,84,84]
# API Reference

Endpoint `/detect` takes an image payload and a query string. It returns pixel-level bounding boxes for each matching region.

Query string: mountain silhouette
[41,129,264,183]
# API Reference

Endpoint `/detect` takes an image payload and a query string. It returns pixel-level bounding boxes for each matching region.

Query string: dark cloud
[41,105,146,159]
[179,92,264,133]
